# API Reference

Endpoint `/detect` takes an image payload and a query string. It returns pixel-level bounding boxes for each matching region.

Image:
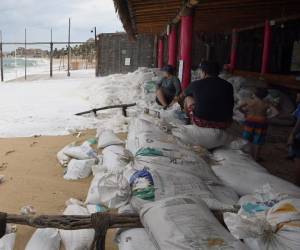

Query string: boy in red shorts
[238,88,271,161]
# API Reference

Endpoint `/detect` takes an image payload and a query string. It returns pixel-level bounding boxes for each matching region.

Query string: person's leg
[156,88,168,107]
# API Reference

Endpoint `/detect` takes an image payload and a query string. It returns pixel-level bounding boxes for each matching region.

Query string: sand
[0,129,119,250]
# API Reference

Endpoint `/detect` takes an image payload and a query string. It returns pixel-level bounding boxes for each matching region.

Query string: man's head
[162,65,175,77]
[253,88,268,100]
[198,61,220,79]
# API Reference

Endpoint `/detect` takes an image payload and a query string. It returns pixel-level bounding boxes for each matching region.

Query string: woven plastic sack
[63,142,97,160]
[25,228,60,250]
[64,159,96,180]
[97,129,124,149]
[0,233,16,250]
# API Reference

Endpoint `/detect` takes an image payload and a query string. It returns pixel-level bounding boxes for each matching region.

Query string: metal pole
[0,31,4,82]
[50,28,53,77]
[67,18,71,77]
[25,28,27,80]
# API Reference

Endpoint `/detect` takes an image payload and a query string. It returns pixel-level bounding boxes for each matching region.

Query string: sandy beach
[0,130,96,249]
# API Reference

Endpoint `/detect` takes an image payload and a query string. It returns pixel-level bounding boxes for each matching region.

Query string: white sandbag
[133,154,221,185]
[159,104,186,125]
[97,129,124,148]
[59,204,94,250]
[140,195,248,250]
[63,142,97,160]
[224,198,300,250]
[212,148,267,173]
[25,228,60,250]
[102,145,132,173]
[0,233,16,250]
[85,172,130,208]
[208,184,239,206]
[57,143,75,167]
[172,125,234,149]
[86,204,107,214]
[118,204,136,214]
[116,229,156,250]
[212,163,300,197]
[64,159,95,180]
[127,131,179,155]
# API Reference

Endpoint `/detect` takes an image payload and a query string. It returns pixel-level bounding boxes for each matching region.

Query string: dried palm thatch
[113,0,136,39]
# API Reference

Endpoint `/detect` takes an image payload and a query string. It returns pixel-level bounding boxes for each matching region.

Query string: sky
[0,0,123,51]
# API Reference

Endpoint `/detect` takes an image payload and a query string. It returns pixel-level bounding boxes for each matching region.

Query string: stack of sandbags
[212,148,300,197]
[140,195,248,250]
[57,141,98,180]
[224,186,300,250]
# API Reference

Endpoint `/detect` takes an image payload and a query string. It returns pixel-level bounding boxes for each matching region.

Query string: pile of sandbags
[57,140,98,180]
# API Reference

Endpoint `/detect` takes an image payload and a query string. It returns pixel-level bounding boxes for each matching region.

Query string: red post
[180,9,193,89]
[158,37,164,68]
[168,25,177,67]
[230,29,238,71]
[261,20,272,74]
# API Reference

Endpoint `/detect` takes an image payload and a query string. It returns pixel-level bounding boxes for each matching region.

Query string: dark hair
[199,61,220,76]
[254,88,268,99]
[162,65,175,75]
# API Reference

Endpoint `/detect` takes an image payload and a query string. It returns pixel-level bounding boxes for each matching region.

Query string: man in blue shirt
[156,65,181,109]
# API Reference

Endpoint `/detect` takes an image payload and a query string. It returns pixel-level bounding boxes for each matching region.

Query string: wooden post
[25,28,27,80]
[50,29,53,77]
[67,18,71,77]
[180,8,193,89]
[0,31,4,82]
[168,25,177,68]
[261,20,272,74]
[230,29,238,71]
[158,37,164,68]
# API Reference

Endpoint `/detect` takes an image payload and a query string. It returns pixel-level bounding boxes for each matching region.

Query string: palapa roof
[114,0,300,37]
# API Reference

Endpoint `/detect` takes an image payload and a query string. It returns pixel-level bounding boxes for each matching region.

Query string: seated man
[173,61,234,149]
[156,65,181,109]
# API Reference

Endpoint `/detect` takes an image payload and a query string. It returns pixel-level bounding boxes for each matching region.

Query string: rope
[90,212,112,250]
[0,212,7,238]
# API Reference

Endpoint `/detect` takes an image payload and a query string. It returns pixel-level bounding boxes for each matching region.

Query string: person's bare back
[243,98,269,118]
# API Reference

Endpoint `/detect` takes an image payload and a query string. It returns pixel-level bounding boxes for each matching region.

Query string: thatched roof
[113,0,136,39]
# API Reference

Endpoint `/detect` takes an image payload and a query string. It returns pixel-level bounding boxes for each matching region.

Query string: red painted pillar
[261,20,272,74]
[168,25,177,67]
[230,29,238,71]
[180,9,193,89]
[158,37,164,68]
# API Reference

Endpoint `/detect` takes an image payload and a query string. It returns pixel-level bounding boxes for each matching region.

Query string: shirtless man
[238,88,270,161]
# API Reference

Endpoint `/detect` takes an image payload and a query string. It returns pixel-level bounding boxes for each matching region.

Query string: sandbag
[0,233,16,250]
[64,159,95,180]
[25,228,60,250]
[207,184,239,206]
[150,168,233,210]
[172,125,234,149]
[59,204,94,250]
[224,198,300,250]
[159,104,186,125]
[212,163,300,196]
[85,172,130,208]
[133,154,221,185]
[212,148,267,173]
[102,145,132,173]
[140,195,248,250]
[86,204,107,214]
[97,129,124,148]
[57,143,75,167]
[127,131,179,155]
[63,142,97,160]
[116,229,156,250]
